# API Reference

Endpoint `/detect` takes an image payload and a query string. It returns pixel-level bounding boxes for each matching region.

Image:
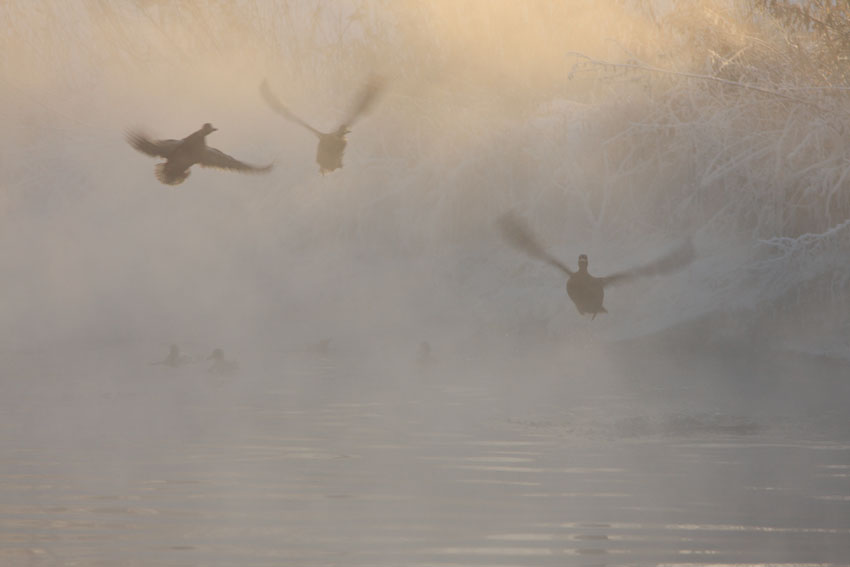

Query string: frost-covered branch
[566,51,832,113]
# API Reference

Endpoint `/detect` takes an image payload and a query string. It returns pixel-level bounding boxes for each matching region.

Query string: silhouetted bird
[498,213,694,319]
[260,77,383,174]
[305,338,332,356]
[151,344,193,368]
[127,123,273,185]
[207,347,238,376]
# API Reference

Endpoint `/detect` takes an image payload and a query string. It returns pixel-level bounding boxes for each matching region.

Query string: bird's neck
[188,129,209,144]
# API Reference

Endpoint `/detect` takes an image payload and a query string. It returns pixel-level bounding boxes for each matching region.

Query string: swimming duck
[127,123,273,185]
[260,77,383,174]
[151,344,193,368]
[498,213,694,318]
[207,348,238,376]
[416,341,434,367]
[305,338,332,356]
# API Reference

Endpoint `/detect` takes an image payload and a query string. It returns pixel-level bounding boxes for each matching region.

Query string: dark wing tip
[496,211,574,277]
[603,236,696,287]
[127,130,179,158]
[342,74,386,128]
[248,161,274,174]
[127,131,159,158]
[259,79,284,111]
[259,78,274,99]
[126,130,149,150]
[260,79,322,137]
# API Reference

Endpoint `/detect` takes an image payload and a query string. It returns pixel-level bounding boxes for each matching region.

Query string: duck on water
[127,123,273,185]
[498,213,695,319]
[207,348,238,376]
[151,344,193,368]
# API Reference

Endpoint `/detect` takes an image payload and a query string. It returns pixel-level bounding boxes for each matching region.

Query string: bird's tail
[590,307,608,320]
[155,162,189,185]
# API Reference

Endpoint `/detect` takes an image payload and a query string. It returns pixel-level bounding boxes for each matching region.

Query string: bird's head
[578,254,588,270]
[208,348,224,361]
[202,123,218,134]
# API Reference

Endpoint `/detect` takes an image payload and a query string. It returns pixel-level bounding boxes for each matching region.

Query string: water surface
[1,343,848,566]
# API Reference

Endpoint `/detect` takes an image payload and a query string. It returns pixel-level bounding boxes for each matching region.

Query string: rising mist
[1,1,849,564]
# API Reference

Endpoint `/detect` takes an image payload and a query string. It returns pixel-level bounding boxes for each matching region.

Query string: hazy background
[2,0,849,359]
[2,1,850,565]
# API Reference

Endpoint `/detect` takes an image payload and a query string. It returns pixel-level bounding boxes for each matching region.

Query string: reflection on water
[0,348,848,566]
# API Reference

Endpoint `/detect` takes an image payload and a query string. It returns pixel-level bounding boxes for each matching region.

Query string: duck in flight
[127,123,273,185]
[260,77,383,174]
[498,213,694,319]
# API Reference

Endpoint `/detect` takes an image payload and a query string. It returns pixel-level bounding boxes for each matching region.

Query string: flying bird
[498,212,694,319]
[127,123,273,185]
[260,77,383,174]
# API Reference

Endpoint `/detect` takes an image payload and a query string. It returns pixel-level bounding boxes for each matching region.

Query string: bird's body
[207,348,238,376]
[315,127,349,174]
[498,213,694,319]
[305,338,332,356]
[417,341,434,367]
[152,344,193,368]
[566,263,608,318]
[260,78,383,174]
[127,123,272,185]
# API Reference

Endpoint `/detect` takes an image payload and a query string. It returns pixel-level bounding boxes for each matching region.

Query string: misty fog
[1,1,849,565]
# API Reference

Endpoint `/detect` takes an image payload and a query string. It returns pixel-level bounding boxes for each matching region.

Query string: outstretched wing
[340,75,384,129]
[199,147,273,173]
[260,80,323,137]
[127,131,180,158]
[601,237,695,287]
[497,212,574,277]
